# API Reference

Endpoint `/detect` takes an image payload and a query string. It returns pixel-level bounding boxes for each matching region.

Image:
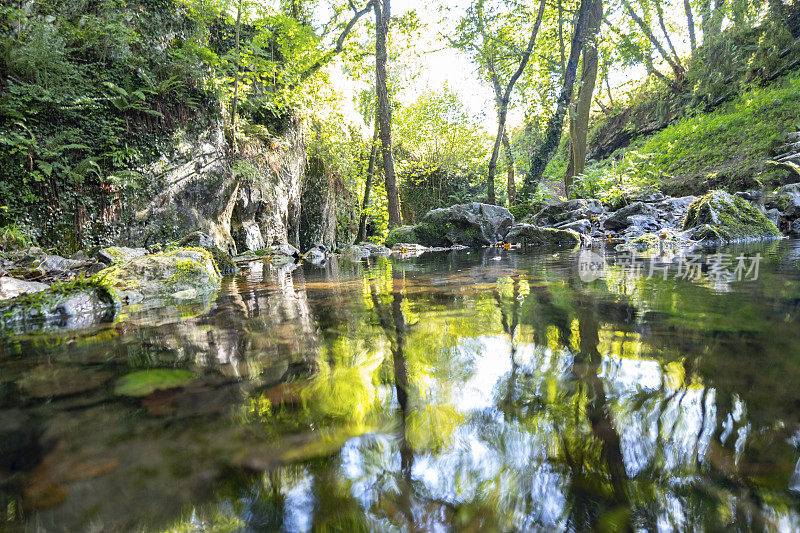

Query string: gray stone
[303,245,329,266]
[179,231,215,248]
[790,219,800,236]
[0,277,49,300]
[505,224,581,246]
[604,202,656,231]
[95,248,221,306]
[419,203,515,247]
[534,199,604,226]
[98,246,148,265]
[555,218,592,234]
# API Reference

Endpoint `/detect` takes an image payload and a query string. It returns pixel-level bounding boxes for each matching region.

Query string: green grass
[583,71,800,200]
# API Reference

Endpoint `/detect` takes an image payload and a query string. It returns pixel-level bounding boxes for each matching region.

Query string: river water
[2,240,800,531]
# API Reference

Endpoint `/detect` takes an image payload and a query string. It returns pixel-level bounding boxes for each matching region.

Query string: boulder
[342,243,391,261]
[790,219,800,236]
[97,246,148,265]
[5,247,94,280]
[179,231,237,274]
[0,278,119,333]
[94,248,221,306]
[391,243,431,256]
[776,183,800,219]
[603,202,656,231]
[534,199,604,226]
[554,218,592,234]
[303,245,329,266]
[0,277,49,301]
[505,224,581,246]
[417,203,515,248]
[385,226,420,248]
[683,190,781,242]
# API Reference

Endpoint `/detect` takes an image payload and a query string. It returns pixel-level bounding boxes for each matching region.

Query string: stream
[3,240,800,531]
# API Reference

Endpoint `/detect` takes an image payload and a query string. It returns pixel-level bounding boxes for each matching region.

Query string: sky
[323,0,696,135]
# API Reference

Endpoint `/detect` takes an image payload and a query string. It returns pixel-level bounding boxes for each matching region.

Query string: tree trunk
[566,0,602,195]
[231,2,242,152]
[502,130,516,205]
[374,0,401,228]
[485,0,546,205]
[684,0,697,56]
[522,0,594,198]
[356,124,379,243]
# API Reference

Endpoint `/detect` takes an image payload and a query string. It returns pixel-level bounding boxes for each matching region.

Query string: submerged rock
[95,248,221,306]
[0,278,119,333]
[386,203,514,248]
[0,277,49,300]
[114,369,196,397]
[683,190,781,242]
[505,224,581,246]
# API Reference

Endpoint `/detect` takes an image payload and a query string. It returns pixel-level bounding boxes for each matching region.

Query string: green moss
[114,369,196,397]
[683,191,781,242]
[385,226,421,247]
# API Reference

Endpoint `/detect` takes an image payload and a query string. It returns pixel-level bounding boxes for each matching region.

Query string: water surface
[3,241,800,531]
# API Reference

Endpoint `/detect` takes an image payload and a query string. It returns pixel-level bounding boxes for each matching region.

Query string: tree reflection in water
[4,245,800,531]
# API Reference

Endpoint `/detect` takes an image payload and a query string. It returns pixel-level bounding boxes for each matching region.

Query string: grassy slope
[583,71,800,200]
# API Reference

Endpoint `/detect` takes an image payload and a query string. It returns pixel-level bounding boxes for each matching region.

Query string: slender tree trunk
[558,0,566,76]
[231,2,242,152]
[622,0,684,86]
[485,0,546,205]
[502,130,516,205]
[684,0,697,56]
[523,0,594,198]
[566,0,602,195]
[374,0,401,227]
[356,124,379,243]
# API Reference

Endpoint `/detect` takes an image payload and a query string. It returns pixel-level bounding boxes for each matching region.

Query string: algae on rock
[683,190,781,242]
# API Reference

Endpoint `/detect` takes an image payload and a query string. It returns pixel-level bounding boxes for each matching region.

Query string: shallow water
[3,240,800,531]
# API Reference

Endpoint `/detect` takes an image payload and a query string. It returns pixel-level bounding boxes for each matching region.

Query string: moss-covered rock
[178,231,237,274]
[97,246,148,265]
[94,248,221,306]
[0,277,120,333]
[505,224,582,246]
[683,190,781,242]
[385,226,421,247]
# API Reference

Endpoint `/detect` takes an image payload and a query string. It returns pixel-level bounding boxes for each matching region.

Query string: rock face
[123,125,239,254]
[121,117,306,255]
[683,190,781,242]
[0,279,119,333]
[230,117,305,252]
[0,277,49,300]
[389,203,515,248]
[505,224,582,246]
[95,248,221,306]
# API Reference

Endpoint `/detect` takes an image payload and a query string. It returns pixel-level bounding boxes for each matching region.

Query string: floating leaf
[114,369,196,397]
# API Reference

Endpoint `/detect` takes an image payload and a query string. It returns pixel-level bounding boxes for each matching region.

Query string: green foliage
[583,71,800,199]
[0,224,36,252]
